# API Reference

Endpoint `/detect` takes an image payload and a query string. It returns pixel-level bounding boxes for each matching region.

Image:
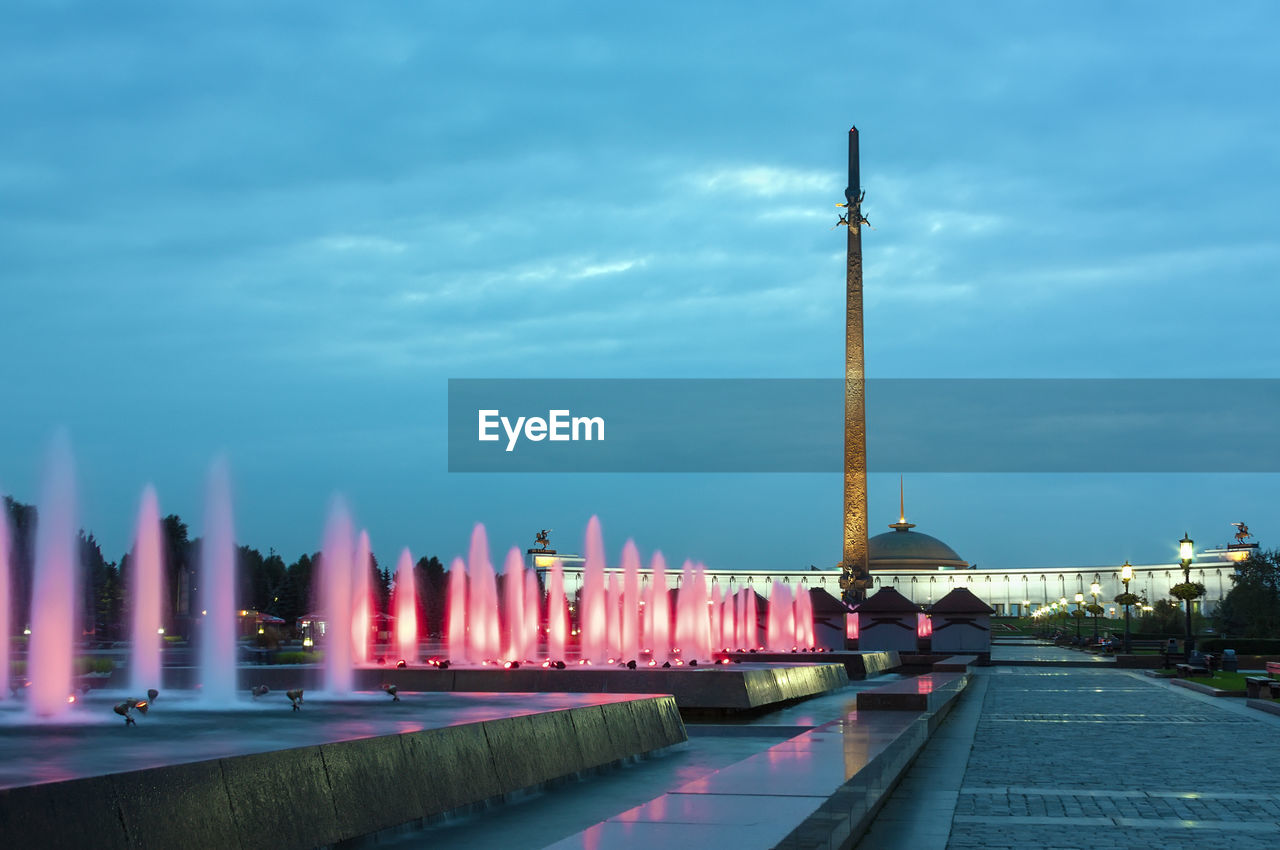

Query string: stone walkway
[861,666,1280,850]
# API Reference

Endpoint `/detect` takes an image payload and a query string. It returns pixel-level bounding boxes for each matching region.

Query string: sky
[1,2,1277,572]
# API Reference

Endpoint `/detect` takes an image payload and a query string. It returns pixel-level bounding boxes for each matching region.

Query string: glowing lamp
[1121,562,1133,583]
[1090,582,1100,597]
[1074,593,1084,604]
[1179,533,1194,563]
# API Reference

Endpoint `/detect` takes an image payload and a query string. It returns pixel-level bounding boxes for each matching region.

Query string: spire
[890,476,916,532]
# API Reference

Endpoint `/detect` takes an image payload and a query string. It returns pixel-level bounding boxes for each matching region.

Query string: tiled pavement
[862,665,1280,850]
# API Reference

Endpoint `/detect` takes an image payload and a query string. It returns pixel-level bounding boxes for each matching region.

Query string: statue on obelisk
[839,126,872,605]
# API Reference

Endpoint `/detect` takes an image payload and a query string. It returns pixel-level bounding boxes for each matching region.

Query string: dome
[868,522,968,571]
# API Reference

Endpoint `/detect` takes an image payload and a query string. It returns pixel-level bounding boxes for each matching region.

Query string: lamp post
[1120,561,1133,653]
[1179,532,1195,661]
[1073,592,1084,639]
[1059,596,1068,633]
[1090,581,1101,639]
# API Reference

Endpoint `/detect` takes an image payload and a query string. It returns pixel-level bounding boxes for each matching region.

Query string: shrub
[272,651,322,665]
[62,657,116,675]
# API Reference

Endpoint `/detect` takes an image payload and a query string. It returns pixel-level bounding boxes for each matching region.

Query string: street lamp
[1179,532,1194,661]
[1059,596,1068,633]
[1120,561,1134,653]
[1073,592,1084,639]
[1090,581,1101,639]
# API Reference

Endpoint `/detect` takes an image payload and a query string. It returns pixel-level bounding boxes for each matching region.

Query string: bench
[1246,677,1278,699]
[1175,663,1209,679]
[1266,661,1280,677]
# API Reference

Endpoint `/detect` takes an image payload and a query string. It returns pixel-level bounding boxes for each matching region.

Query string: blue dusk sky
[1,2,1277,572]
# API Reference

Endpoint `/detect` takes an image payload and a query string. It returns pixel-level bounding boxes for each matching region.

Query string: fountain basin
[0,691,684,849]
[99,661,850,712]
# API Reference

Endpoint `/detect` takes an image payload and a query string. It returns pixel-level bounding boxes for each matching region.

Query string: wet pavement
[859,665,1280,850]
[379,675,910,849]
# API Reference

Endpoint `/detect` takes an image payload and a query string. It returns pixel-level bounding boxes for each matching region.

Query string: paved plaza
[862,663,1280,850]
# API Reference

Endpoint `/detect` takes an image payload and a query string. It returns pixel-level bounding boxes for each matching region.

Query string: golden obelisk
[839,126,872,604]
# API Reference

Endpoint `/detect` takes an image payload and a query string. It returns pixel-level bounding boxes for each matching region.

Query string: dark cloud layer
[1,2,1277,568]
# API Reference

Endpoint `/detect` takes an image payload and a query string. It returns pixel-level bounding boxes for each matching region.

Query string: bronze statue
[535,529,551,550]
[1233,522,1252,543]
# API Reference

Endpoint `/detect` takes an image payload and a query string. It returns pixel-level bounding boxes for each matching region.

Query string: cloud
[691,165,835,198]
[313,234,408,255]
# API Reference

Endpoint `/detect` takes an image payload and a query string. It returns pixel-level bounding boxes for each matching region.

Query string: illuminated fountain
[447,557,468,663]
[467,525,500,660]
[621,542,641,663]
[320,499,355,695]
[502,548,526,660]
[580,517,606,664]
[129,485,165,694]
[392,548,418,664]
[28,433,78,718]
[3,445,820,719]
[352,531,373,666]
[368,518,816,671]
[199,458,238,705]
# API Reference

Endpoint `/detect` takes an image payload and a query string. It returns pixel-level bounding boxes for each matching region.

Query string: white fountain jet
[393,548,418,665]
[620,541,641,663]
[352,530,373,666]
[320,498,355,695]
[129,485,165,694]
[199,458,238,705]
[579,517,607,664]
[467,525,499,661]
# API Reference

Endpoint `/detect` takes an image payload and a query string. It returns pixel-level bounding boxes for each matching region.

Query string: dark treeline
[3,496,450,642]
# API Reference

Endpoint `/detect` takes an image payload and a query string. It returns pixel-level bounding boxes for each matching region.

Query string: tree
[1213,549,1280,638]
[4,496,36,631]
[1135,599,1184,635]
[373,556,390,619]
[261,550,287,616]
[80,531,119,642]
[277,553,317,628]
[416,556,447,638]
[236,545,285,613]
[161,514,194,634]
